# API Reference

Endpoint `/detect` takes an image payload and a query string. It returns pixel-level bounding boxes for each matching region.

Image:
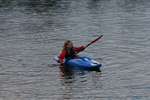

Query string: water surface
[0,0,150,100]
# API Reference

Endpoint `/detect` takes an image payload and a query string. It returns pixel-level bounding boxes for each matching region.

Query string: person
[59,40,85,65]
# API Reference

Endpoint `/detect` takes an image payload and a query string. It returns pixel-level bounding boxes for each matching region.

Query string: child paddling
[59,40,85,65]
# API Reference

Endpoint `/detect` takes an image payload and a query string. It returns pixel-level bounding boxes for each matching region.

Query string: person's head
[63,40,73,50]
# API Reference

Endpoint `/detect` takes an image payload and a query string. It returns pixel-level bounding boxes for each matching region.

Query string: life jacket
[65,48,76,59]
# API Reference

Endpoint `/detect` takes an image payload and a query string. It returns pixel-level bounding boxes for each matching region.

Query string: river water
[0,0,150,100]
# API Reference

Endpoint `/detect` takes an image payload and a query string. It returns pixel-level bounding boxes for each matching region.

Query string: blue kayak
[54,56,102,71]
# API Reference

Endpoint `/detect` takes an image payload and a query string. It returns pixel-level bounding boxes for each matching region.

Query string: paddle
[85,35,103,49]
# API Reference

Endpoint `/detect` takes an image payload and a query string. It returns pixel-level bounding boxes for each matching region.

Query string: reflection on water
[59,66,74,78]
[59,66,103,100]
[0,0,150,100]
[59,66,74,100]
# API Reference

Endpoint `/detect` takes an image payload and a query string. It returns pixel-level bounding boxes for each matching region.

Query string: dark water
[0,0,150,100]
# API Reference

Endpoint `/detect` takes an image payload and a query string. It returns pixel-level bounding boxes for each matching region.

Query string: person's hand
[81,46,86,51]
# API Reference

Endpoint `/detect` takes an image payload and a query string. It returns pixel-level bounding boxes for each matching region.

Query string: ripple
[0,0,150,99]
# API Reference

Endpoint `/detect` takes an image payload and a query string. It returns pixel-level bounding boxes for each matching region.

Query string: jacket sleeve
[74,46,85,53]
[59,50,66,64]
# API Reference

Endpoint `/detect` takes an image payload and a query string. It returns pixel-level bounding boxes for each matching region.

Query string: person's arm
[74,46,85,53]
[59,50,66,65]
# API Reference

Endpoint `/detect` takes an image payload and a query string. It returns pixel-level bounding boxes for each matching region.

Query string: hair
[63,40,72,51]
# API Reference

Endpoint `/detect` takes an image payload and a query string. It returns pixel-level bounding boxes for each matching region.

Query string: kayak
[54,56,102,71]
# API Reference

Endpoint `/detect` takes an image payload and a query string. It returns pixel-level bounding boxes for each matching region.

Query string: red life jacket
[65,48,77,59]
[59,46,85,63]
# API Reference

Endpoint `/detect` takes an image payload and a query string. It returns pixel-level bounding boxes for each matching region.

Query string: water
[0,0,150,100]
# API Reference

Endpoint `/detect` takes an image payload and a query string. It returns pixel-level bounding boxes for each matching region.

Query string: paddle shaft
[85,35,103,49]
